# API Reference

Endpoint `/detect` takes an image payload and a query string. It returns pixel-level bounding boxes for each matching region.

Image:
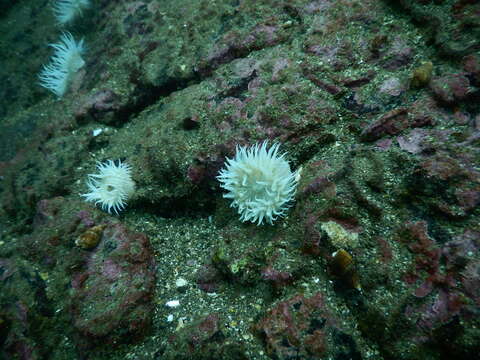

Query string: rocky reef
[0,0,479,359]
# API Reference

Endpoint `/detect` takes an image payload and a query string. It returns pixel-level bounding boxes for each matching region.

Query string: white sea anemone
[81,160,135,214]
[53,0,90,25]
[38,32,85,97]
[217,141,301,225]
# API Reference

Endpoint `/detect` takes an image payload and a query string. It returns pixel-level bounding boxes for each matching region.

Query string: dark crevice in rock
[133,193,217,219]
[111,73,203,127]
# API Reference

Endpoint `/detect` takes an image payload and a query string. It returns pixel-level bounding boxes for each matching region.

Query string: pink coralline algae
[430,73,476,105]
[398,222,480,350]
[71,223,155,345]
[255,292,361,360]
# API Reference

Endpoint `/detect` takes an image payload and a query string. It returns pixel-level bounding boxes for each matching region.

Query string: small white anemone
[81,160,135,214]
[53,0,90,25]
[217,141,301,225]
[38,32,85,97]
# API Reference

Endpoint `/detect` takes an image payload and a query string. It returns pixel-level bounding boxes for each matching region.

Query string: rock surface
[0,0,479,359]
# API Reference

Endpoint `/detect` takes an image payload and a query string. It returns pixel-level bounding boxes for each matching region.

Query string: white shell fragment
[165,300,180,308]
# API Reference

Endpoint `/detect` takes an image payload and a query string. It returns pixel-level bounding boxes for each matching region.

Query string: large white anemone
[217,142,301,225]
